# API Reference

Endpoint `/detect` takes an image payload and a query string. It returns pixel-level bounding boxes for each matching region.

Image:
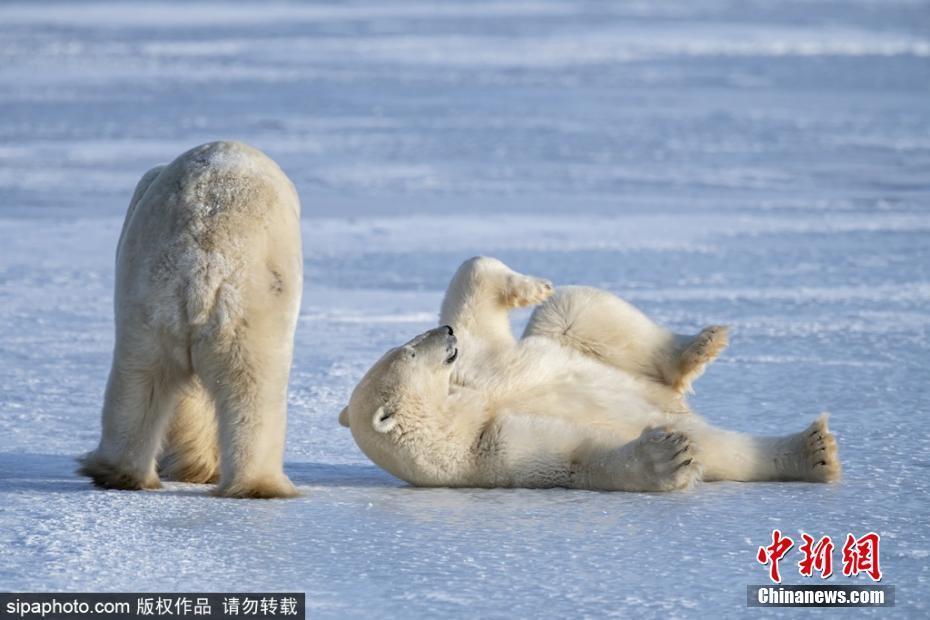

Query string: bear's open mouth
[445,348,458,364]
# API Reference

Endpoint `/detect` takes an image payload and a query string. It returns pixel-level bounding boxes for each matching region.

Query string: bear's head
[339,325,460,484]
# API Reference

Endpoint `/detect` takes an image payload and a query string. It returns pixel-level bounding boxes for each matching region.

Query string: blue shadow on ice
[0,452,89,494]
[0,452,401,495]
[286,461,400,488]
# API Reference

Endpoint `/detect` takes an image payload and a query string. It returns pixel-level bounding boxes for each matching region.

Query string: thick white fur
[78,141,302,498]
[340,257,841,491]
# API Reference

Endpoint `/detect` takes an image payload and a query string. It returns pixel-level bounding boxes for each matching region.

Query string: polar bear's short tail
[183,244,243,329]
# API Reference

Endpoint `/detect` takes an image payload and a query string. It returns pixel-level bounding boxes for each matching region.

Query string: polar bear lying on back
[339,257,841,491]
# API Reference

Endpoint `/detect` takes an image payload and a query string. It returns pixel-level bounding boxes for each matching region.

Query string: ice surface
[1,1,928,617]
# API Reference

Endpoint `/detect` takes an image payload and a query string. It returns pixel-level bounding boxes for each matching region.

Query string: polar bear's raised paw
[803,414,841,483]
[502,274,554,309]
[675,325,729,393]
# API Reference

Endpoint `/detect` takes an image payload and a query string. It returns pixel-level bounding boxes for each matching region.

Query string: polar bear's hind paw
[804,414,841,483]
[675,325,729,393]
[77,454,162,491]
[214,475,299,499]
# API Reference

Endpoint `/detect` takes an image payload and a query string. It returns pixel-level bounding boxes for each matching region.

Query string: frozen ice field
[1,1,928,617]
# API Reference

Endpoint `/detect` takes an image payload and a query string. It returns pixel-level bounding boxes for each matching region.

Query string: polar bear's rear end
[78,141,303,498]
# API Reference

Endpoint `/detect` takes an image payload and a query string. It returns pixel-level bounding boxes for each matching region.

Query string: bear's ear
[338,406,350,428]
[372,405,398,433]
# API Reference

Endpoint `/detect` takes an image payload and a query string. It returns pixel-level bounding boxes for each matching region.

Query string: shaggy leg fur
[158,378,219,483]
[675,413,841,483]
[78,336,183,490]
[440,256,553,351]
[487,414,702,492]
[193,323,298,499]
[524,286,727,393]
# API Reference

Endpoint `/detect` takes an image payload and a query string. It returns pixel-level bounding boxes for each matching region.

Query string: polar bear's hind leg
[193,323,298,499]
[524,286,677,382]
[78,338,184,490]
[673,414,841,483]
[525,286,728,393]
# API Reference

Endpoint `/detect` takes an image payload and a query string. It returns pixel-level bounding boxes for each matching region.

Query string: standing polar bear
[79,141,302,498]
[339,257,841,491]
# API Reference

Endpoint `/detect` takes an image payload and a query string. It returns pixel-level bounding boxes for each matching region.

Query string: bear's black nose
[445,325,454,336]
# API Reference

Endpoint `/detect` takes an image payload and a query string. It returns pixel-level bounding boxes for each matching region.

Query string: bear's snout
[404,326,458,364]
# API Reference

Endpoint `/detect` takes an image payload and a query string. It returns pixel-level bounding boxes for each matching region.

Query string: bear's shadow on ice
[0,453,401,495]
[286,462,400,488]
[0,452,91,494]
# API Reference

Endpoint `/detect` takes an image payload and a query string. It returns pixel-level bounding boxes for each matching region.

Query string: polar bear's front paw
[502,274,554,309]
[803,414,841,483]
[215,474,300,499]
[637,429,702,491]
